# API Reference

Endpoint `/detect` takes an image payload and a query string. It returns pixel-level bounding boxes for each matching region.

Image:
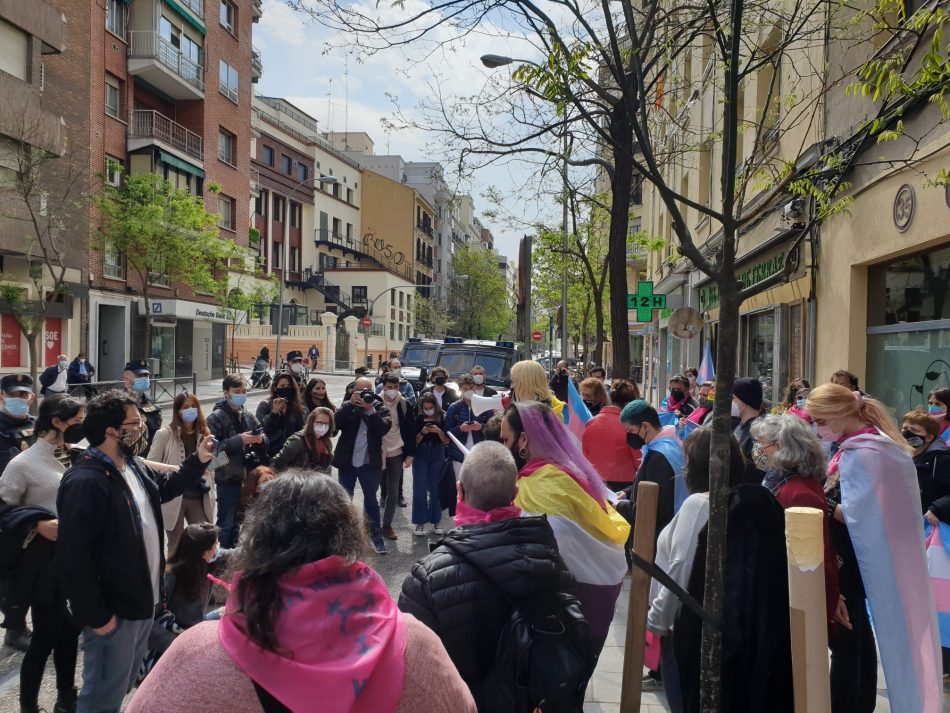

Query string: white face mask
[314,423,330,437]
[58,360,68,369]
[423,408,436,416]
[384,389,399,400]
[390,368,401,378]
[291,363,304,374]
[472,374,484,385]
[731,400,741,418]
[462,390,473,400]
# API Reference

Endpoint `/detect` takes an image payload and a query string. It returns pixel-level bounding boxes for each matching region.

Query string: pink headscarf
[219,556,407,713]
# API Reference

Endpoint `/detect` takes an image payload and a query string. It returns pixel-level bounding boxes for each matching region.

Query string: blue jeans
[412,444,445,525]
[338,465,382,533]
[215,482,242,548]
[77,617,152,713]
[660,632,684,713]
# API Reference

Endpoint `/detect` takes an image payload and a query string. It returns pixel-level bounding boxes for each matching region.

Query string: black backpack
[478,590,594,713]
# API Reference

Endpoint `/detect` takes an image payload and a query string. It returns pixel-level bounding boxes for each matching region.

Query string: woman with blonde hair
[806,383,941,712]
[509,360,566,419]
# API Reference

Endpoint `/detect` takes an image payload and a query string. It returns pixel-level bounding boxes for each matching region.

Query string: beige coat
[147,425,216,530]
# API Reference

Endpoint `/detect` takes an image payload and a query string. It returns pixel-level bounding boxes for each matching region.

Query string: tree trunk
[26,327,40,415]
[699,275,740,713]
[593,289,605,367]
[607,102,634,379]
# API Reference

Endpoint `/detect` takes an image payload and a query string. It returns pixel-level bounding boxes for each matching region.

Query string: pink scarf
[219,556,407,713]
[454,498,522,527]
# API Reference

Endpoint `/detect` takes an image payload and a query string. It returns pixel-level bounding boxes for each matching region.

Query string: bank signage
[148,299,234,323]
[698,245,794,312]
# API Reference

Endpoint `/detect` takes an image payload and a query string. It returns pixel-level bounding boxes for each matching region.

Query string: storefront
[864,242,950,415]
[145,299,229,381]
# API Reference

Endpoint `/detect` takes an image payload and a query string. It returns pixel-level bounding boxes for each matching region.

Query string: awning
[163,0,207,36]
[158,151,205,179]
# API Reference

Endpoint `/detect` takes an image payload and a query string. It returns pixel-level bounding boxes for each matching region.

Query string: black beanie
[732,377,763,410]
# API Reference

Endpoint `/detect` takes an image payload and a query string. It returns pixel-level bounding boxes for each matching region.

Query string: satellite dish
[669,307,704,340]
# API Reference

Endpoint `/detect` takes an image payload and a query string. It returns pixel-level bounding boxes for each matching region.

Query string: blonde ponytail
[807,383,911,453]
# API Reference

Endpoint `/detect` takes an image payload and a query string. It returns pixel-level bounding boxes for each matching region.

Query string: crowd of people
[0,352,947,713]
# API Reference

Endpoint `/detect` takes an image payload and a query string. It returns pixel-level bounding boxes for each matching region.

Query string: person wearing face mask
[781,378,811,413]
[147,394,214,557]
[579,377,609,417]
[123,361,162,451]
[376,374,416,540]
[683,382,714,429]
[375,358,417,406]
[445,375,491,483]
[731,377,766,484]
[0,394,85,710]
[501,401,628,658]
[616,401,687,540]
[39,354,71,396]
[284,350,308,386]
[271,407,336,476]
[206,375,265,549]
[54,390,215,713]
[927,388,950,444]
[806,384,941,712]
[661,375,697,418]
[901,411,950,523]
[256,374,307,460]
[67,353,95,387]
[0,375,37,479]
[421,367,458,410]
[411,393,449,537]
[469,365,498,397]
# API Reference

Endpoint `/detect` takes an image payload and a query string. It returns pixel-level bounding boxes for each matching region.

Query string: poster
[44,317,62,366]
[1,314,21,368]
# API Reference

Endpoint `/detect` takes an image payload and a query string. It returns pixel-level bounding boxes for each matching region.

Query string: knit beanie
[732,377,763,410]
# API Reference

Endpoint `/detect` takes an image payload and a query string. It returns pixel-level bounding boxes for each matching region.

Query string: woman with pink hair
[500,401,630,654]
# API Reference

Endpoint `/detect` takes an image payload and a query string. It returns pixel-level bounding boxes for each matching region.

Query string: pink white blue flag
[699,341,715,384]
[564,378,592,446]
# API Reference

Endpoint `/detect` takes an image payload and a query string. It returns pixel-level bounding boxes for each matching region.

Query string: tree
[449,245,514,339]
[0,113,85,400]
[413,293,451,337]
[214,253,279,371]
[95,167,235,349]
[290,0,948,706]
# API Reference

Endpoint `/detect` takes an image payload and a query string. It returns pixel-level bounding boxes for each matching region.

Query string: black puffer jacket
[398,515,574,707]
[917,438,950,521]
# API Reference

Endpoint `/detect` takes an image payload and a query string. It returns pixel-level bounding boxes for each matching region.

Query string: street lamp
[274,174,338,369]
[481,52,569,362]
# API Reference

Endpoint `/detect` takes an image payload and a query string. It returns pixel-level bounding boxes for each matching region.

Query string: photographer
[256,373,306,459]
[206,375,264,548]
[331,376,392,555]
[548,360,575,403]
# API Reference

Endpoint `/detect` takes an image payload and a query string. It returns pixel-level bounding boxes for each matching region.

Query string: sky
[252,0,564,262]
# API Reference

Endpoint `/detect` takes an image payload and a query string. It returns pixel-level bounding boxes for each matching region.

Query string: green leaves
[449,244,514,339]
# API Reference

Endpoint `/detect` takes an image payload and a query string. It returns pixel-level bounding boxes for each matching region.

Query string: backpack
[478,590,593,713]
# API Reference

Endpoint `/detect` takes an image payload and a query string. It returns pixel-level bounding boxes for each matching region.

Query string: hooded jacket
[916,438,950,522]
[398,515,574,706]
[206,400,261,485]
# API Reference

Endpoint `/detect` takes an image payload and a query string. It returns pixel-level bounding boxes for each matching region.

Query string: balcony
[251,0,263,22]
[177,0,204,19]
[251,46,262,83]
[128,110,203,162]
[416,221,434,237]
[128,31,204,100]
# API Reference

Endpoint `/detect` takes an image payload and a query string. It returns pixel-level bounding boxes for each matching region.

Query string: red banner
[1,314,21,368]
[44,317,62,366]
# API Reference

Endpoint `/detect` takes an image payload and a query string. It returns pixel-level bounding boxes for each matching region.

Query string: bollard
[620,480,659,713]
[785,506,831,713]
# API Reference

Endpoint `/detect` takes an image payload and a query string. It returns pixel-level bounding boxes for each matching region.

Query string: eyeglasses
[121,419,145,428]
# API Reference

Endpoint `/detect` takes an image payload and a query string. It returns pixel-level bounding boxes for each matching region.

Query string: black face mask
[902,430,926,449]
[63,423,85,444]
[700,397,714,409]
[627,431,645,450]
[669,390,685,401]
[275,387,295,400]
[434,377,447,386]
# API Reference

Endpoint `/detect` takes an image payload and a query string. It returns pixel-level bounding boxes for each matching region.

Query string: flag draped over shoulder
[924,520,950,648]
[641,436,688,512]
[838,433,942,713]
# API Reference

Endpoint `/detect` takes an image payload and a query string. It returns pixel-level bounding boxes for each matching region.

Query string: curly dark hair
[228,472,369,652]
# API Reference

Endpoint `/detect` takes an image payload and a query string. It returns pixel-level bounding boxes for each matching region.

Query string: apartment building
[0,0,78,374]
[80,0,260,380]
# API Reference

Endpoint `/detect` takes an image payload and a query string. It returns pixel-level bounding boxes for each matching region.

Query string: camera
[359,389,381,404]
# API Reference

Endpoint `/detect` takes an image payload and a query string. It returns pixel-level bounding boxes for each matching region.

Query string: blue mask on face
[929,404,946,417]
[796,398,806,409]
[229,393,247,408]
[181,407,199,423]
[209,545,221,563]
[2,397,30,419]
[132,377,150,392]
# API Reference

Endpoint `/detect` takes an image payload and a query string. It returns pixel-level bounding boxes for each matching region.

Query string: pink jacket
[127,617,476,713]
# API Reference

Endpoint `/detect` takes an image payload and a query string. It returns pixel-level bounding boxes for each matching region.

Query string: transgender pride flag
[564,378,592,446]
[698,341,716,384]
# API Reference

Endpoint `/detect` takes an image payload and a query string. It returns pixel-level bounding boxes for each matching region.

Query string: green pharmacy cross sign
[627,281,667,322]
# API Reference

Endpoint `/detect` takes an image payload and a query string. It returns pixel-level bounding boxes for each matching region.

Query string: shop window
[743,310,775,401]
[788,301,804,382]
[868,243,950,326]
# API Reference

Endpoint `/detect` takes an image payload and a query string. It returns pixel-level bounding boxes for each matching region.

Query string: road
[0,372,438,709]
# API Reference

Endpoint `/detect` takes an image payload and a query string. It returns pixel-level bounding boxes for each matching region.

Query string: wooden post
[785,506,831,713]
[620,480,659,713]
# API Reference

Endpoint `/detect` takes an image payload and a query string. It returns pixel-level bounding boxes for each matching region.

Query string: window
[272,242,282,269]
[105,77,120,118]
[254,193,262,216]
[105,157,123,187]
[353,286,367,305]
[332,183,340,199]
[262,145,274,166]
[0,20,27,82]
[105,0,127,40]
[103,241,125,279]
[281,154,292,174]
[346,188,354,204]
[218,195,235,230]
[272,195,284,223]
[289,202,300,228]
[399,292,404,308]
[345,223,353,241]
[219,60,238,103]
[218,128,235,165]
[220,0,236,32]
[319,253,337,270]
[0,165,17,190]
[289,247,299,272]
[296,162,308,182]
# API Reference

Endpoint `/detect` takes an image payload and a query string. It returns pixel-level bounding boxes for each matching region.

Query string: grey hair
[750,414,827,480]
[459,441,519,511]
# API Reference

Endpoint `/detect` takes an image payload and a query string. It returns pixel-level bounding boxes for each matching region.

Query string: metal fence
[65,375,198,404]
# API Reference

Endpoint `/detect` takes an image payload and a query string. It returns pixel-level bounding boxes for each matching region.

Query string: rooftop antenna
[327,78,333,134]
[344,55,350,150]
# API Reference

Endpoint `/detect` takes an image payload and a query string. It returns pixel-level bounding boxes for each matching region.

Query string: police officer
[123,360,162,449]
[0,374,36,476]
[0,373,36,651]
[286,350,307,386]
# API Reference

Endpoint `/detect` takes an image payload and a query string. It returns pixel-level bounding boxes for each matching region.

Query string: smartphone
[208,451,230,470]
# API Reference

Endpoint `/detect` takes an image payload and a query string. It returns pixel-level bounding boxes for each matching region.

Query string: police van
[399,337,517,392]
